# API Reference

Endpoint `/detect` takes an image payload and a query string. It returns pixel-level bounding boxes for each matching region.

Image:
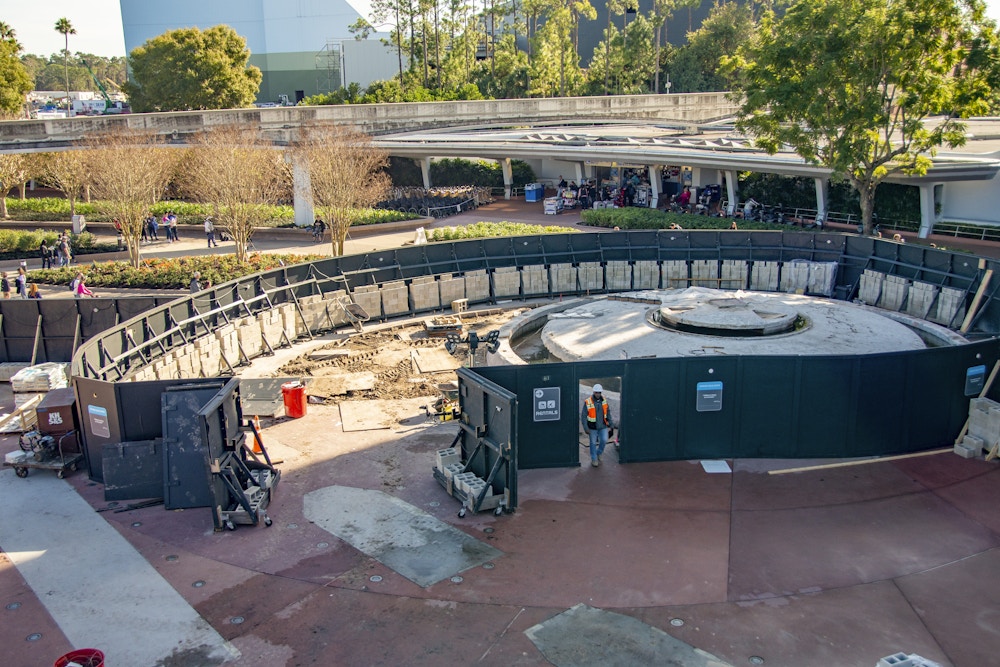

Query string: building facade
[119,0,398,103]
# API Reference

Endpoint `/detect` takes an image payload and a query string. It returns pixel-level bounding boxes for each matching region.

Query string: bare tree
[183,124,290,263]
[40,150,90,218]
[293,124,390,257]
[84,128,177,268]
[0,154,26,218]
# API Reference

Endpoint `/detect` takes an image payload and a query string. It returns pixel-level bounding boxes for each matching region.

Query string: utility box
[36,387,81,454]
[71,214,86,233]
[525,183,544,202]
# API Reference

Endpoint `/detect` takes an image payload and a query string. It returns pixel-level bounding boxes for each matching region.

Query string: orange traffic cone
[250,415,263,454]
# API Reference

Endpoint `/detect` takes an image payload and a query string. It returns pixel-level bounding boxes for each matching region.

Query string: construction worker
[581,384,616,467]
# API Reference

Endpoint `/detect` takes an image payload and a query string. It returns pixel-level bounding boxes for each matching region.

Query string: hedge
[427,221,576,241]
[3,198,419,227]
[29,253,326,290]
[580,207,804,231]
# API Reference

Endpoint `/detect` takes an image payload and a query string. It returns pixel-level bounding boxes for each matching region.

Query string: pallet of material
[10,363,69,393]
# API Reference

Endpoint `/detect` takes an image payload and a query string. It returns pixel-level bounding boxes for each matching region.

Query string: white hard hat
[593,384,603,393]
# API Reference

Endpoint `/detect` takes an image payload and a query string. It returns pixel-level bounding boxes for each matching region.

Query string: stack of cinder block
[661,260,688,289]
[691,260,718,287]
[720,260,748,290]
[521,264,549,296]
[750,261,779,292]
[492,266,520,299]
[633,261,659,289]
[549,263,577,293]
[464,269,490,303]
[438,273,465,307]
[877,652,943,667]
[957,397,1000,458]
[605,261,632,291]
[877,274,910,312]
[780,260,810,293]
[577,262,603,291]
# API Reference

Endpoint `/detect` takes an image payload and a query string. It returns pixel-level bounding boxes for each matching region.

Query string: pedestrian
[169,212,179,241]
[57,234,72,267]
[141,216,150,243]
[581,383,616,467]
[39,240,52,269]
[27,283,41,299]
[15,266,27,298]
[1,271,10,299]
[161,214,172,242]
[205,217,219,247]
[71,272,95,298]
[150,216,159,240]
[190,271,202,293]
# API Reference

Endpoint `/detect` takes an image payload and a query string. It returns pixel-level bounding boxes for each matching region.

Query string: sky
[5,0,1000,59]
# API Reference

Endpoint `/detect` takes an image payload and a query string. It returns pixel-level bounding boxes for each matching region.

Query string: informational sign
[88,404,111,438]
[966,364,987,396]
[533,387,560,422]
[696,381,723,412]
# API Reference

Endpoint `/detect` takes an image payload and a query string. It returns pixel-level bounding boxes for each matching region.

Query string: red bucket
[281,381,307,419]
[54,648,104,667]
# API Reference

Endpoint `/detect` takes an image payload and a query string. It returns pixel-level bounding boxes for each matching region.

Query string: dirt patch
[277,308,527,401]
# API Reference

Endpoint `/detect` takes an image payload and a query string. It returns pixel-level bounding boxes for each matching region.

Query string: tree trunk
[854,176,878,236]
[68,193,76,218]
[0,192,8,219]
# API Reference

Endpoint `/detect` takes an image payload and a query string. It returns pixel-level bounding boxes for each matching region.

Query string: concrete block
[352,289,382,320]
[521,265,549,296]
[410,279,441,312]
[381,280,409,316]
[435,447,461,470]
[605,261,632,291]
[691,260,718,287]
[750,261,779,292]
[662,261,689,289]
[464,270,491,304]
[492,266,521,298]
[439,275,466,306]
[549,263,577,293]
[807,261,838,297]
[633,261,659,289]
[720,260,748,290]
[932,287,965,326]
[578,262,603,291]
[443,462,464,481]
[780,260,811,293]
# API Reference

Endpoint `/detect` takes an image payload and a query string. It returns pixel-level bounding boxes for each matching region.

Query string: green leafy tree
[54,18,76,112]
[725,0,1000,235]
[123,25,262,112]
[0,26,31,118]
[668,1,754,93]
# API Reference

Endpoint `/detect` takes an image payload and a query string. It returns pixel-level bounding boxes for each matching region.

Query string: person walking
[39,241,52,269]
[581,384,615,467]
[57,233,72,267]
[27,283,42,299]
[168,212,179,241]
[15,266,28,298]
[190,271,202,293]
[1,271,10,299]
[205,217,219,247]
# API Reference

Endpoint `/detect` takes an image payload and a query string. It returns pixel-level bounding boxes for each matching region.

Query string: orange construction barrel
[281,381,307,418]
[54,648,104,667]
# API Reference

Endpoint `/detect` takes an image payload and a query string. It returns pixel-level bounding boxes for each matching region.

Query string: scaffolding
[315,41,343,94]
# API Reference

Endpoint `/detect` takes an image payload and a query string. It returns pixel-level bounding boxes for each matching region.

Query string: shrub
[29,253,327,290]
[427,221,575,241]
[580,208,805,231]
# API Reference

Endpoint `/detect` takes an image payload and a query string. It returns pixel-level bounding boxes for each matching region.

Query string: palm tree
[54,18,76,113]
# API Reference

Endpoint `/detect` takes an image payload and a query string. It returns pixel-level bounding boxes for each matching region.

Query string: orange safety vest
[584,396,609,428]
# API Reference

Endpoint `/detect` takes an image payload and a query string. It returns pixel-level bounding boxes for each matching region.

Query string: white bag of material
[414,227,427,245]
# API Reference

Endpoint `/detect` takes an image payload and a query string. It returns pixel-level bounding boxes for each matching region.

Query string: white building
[119,0,399,104]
